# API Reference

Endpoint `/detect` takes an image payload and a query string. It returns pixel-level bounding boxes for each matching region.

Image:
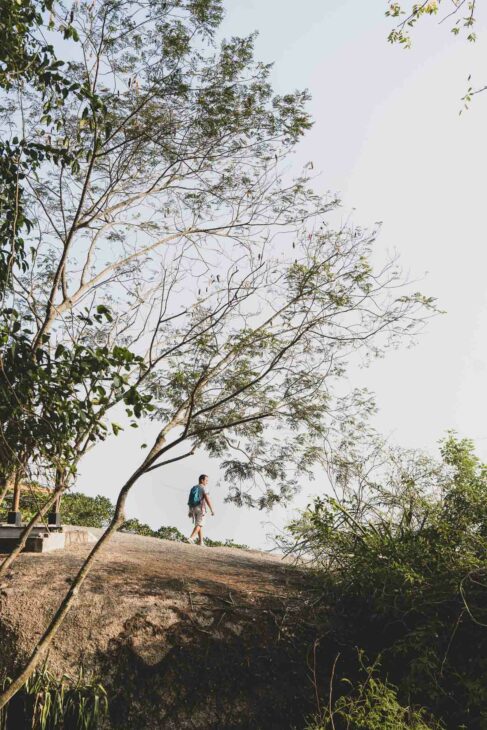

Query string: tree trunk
[10,469,21,513]
[0,476,12,511]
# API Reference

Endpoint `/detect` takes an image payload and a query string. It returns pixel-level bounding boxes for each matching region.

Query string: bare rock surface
[0,532,319,729]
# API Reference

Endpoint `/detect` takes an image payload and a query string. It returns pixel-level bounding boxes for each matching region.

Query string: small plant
[1,664,108,729]
[306,654,443,730]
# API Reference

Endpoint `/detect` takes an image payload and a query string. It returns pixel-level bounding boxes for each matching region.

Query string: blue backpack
[188,485,203,508]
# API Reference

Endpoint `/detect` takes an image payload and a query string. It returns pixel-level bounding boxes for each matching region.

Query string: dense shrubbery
[289,436,487,729]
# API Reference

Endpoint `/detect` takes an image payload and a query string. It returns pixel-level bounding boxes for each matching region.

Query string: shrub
[120,517,154,537]
[306,661,441,730]
[155,525,186,542]
[289,436,487,728]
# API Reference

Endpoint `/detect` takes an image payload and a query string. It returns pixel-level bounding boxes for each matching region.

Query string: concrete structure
[0,525,97,553]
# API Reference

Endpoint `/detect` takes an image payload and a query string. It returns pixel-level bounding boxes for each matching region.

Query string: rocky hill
[0,532,321,729]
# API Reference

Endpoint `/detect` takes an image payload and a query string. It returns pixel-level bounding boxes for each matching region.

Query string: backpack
[188,485,203,508]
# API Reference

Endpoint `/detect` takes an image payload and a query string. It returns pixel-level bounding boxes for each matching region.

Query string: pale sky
[77,1,487,549]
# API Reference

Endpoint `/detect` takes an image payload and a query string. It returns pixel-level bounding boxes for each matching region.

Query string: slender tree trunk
[10,468,21,514]
[0,475,12,511]
[0,485,8,511]
[52,493,61,514]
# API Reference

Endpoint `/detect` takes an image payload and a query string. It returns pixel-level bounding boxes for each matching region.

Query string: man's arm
[204,491,214,515]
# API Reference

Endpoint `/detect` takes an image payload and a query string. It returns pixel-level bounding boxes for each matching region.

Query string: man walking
[187,474,214,546]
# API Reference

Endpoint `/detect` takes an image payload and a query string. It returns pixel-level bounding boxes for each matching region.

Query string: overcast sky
[77,1,487,549]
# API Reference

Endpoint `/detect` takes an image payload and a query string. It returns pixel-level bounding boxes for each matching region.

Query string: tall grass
[0,663,108,729]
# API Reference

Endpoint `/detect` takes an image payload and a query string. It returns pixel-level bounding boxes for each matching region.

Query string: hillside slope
[0,532,320,729]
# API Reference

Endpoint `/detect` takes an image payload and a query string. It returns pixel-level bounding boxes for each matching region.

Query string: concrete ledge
[0,525,96,553]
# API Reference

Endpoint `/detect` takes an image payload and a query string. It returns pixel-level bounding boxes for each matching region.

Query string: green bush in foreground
[290,435,487,729]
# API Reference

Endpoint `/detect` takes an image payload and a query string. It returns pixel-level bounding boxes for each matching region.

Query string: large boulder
[0,532,319,729]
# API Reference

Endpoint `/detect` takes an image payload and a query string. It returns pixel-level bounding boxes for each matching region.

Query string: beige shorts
[192,506,205,527]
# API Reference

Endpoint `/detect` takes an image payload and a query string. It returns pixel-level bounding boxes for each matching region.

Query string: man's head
[198,474,209,486]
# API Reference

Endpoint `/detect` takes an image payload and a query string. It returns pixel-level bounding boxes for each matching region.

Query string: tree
[386,1,477,47]
[0,0,435,709]
[4,0,324,343]
[61,492,114,528]
[0,0,330,523]
[155,525,186,541]
[0,220,435,709]
[385,1,483,106]
[0,0,143,526]
[0,302,153,564]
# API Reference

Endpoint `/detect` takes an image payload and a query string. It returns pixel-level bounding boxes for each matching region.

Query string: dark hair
[198,474,208,484]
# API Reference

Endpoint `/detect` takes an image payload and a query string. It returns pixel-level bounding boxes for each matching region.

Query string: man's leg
[197,527,203,546]
[189,512,202,543]
[188,507,199,541]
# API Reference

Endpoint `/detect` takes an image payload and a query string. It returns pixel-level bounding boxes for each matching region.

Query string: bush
[155,525,186,541]
[306,661,441,730]
[120,517,154,537]
[289,436,487,729]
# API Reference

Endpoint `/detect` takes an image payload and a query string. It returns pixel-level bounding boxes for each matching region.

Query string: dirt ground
[0,532,322,729]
